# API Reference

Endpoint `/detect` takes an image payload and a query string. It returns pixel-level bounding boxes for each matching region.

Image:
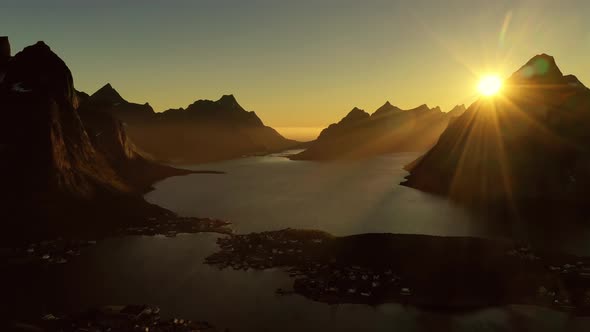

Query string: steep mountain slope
[291,103,464,160]
[0,40,191,241]
[402,54,590,213]
[86,89,298,163]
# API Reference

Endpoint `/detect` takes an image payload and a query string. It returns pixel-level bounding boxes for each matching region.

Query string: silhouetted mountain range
[291,102,464,160]
[0,38,192,242]
[82,86,298,163]
[402,54,590,215]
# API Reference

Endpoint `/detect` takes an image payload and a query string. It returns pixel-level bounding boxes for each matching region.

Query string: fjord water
[146,151,490,237]
[146,151,590,254]
[31,152,590,331]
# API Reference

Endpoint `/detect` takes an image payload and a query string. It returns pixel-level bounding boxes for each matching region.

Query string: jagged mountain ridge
[85,86,297,163]
[291,102,465,160]
[402,54,590,213]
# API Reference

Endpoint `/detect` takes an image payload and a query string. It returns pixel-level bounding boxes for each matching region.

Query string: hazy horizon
[3,0,589,134]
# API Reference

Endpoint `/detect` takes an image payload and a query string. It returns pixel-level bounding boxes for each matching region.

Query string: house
[401,288,411,296]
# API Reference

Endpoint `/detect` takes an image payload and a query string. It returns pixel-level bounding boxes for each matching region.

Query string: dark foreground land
[206,229,590,314]
[11,304,218,332]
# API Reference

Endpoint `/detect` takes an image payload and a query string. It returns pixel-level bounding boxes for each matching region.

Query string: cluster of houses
[207,229,412,303]
[505,246,540,261]
[292,265,412,303]
[5,216,233,267]
[207,229,329,270]
[30,305,217,332]
[536,286,577,311]
[10,238,96,265]
[123,216,232,238]
[547,261,590,278]
[506,245,590,312]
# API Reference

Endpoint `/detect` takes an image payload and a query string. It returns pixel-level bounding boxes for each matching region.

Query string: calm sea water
[20,151,590,331]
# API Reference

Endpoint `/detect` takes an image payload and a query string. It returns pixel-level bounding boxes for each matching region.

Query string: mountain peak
[511,53,564,82]
[3,40,77,107]
[407,104,431,113]
[91,83,126,104]
[372,101,402,118]
[34,40,49,48]
[215,94,248,113]
[447,104,466,117]
[218,94,238,104]
[342,107,370,123]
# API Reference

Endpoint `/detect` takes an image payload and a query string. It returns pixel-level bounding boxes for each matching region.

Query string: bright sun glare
[477,75,503,96]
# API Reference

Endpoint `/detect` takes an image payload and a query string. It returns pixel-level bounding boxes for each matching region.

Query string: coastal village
[121,215,232,238]
[1,214,232,266]
[22,305,219,332]
[205,229,590,314]
[206,229,410,305]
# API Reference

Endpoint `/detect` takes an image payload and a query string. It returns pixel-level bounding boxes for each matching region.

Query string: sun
[477,75,503,96]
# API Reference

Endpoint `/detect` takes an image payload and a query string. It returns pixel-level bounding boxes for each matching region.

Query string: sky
[2,0,590,140]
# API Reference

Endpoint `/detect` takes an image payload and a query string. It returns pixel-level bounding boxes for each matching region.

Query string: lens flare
[477,75,503,96]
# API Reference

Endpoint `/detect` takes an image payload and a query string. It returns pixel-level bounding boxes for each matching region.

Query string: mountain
[85,87,298,163]
[447,104,466,117]
[291,102,465,160]
[371,101,402,119]
[0,39,192,242]
[402,54,590,215]
[86,83,155,123]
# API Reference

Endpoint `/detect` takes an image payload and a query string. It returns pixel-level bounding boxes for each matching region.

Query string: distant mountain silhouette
[402,54,590,215]
[0,39,191,241]
[291,102,464,160]
[84,87,298,163]
[86,83,155,123]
